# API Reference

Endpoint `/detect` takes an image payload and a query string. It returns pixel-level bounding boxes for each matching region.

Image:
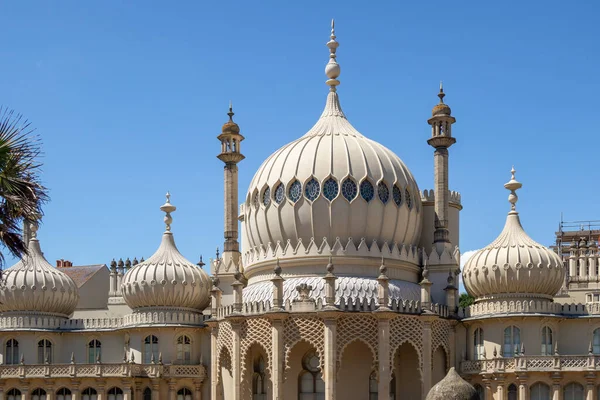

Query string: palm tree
[0,108,48,270]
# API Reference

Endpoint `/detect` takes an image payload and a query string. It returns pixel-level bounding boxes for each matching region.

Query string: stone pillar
[323,316,338,400]
[151,380,161,400]
[123,384,132,400]
[376,314,393,400]
[194,380,202,400]
[569,252,577,279]
[422,318,434,398]
[168,379,176,400]
[590,255,597,279]
[448,323,456,369]
[0,386,4,400]
[209,324,219,400]
[517,377,527,400]
[231,320,242,400]
[586,376,595,400]
[71,381,80,400]
[482,377,493,400]
[580,254,588,278]
[45,386,54,400]
[271,317,285,400]
[97,383,106,400]
[22,387,30,400]
[496,378,506,400]
[551,373,562,400]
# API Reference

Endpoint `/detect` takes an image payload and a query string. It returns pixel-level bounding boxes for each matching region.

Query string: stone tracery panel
[336,315,378,371]
[431,318,450,367]
[390,315,424,371]
[240,317,273,373]
[283,316,325,373]
[216,321,233,373]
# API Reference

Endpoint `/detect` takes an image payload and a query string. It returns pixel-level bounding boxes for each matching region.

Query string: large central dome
[242,23,422,268]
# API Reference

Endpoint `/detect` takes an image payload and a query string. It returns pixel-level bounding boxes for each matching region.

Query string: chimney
[56,259,73,268]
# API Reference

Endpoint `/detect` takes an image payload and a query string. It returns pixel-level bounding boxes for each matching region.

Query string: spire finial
[325,19,340,91]
[160,192,177,231]
[438,81,445,103]
[504,166,523,212]
[228,101,234,122]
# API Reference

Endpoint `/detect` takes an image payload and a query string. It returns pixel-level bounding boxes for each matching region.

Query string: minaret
[427,83,456,248]
[215,104,245,278]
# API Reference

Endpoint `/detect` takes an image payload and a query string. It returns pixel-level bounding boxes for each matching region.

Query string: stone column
[168,379,176,400]
[71,380,80,400]
[231,320,242,400]
[97,383,106,400]
[448,322,456,369]
[376,313,393,400]
[585,375,595,400]
[551,373,562,400]
[123,384,132,400]
[517,376,527,400]
[496,378,506,400]
[22,387,30,400]
[323,316,338,400]
[45,386,54,400]
[194,380,202,400]
[209,324,219,400]
[271,317,286,400]
[0,385,4,400]
[151,380,161,400]
[422,318,434,398]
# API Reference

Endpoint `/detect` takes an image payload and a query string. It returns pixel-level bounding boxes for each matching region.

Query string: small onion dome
[425,367,478,400]
[221,103,240,135]
[463,168,565,302]
[0,223,79,317]
[432,84,451,117]
[122,194,212,312]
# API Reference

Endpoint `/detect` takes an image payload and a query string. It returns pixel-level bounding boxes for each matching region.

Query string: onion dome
[432,83,451,117]
[462,168,565,302]
[221,101,241,135]
[0,223,79,317]
[425,367,478,400]
[244,21,421,267]
[122,194,212,312]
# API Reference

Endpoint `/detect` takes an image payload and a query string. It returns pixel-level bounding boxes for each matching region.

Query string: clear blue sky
[1,1,598,279]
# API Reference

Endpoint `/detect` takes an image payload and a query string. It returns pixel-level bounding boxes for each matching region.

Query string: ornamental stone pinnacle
[160,192,176,232]
[325,19,341,91]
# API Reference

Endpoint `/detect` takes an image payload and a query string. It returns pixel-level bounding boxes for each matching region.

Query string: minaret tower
[427,83,456,249]
[214,104,245,285]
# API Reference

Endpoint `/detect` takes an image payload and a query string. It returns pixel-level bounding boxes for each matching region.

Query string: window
[5,339,18,365]
[323,178,338,201]
[88,339,101,363]
[177,388,192,400]
[474,384,485,400]
[474,328,484,360]
[107,388,123,400]
[304,178,320,201]
[507,384,517,400]
[360,180,374,202]
[503,326,520,357]
[274,183,285,204]
[262,187,271,207]
[176,335,192,364]
[541,327,553,356]
[341,178,357,202]
[369,371,378,400]
[289,180,302,203]
[143,388,152,400]
[530,383,550,400]
[56,388,72,400]
[7,389,21,400]
[32,389,47,400]
[37,339,52,364]
[593,329,600,355]
[298,350,325,400]
[377,182,389,204]
[253,191,260,209]
[144,335,159,363]
[82,388,98,400]
[253,356,266,400]
[392,185,402,206]
[405,188,412,209]
[564,383,584,400]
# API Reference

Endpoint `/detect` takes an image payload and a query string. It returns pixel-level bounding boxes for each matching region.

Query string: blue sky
[1,1,598,288]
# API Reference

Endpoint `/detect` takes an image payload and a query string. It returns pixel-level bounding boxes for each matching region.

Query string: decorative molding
[420,189,462,208]
[0,363,206,379]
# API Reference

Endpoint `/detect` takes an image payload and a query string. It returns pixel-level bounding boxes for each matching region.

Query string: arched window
[369,371,378,400]
[32,389,47,400]
[390,372,396,400]
[56,388,72,400]
[503,326,520,357]
[88,339,101,363]
[7,389,21,400]
[593,329,600,354]
[474,328,484,360]
[177,388,192,400]
[253,356,267,400]
[507,384,518,400]
[298,350,325,400]
[82,388,98,400]
[5,339,19,365]
[541,327,553,355]
[564,382,584,400]
[37,339,52,364]
[474,384,485,400]
[144,335,159,363]
[107,388,123,400]
[530,382,550,400]
[176,335,192,364]
[143,388,152,400]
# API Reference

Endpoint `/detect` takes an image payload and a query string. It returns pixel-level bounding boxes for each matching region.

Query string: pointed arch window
[593,328,600,354]
[360,180,374,202]
[5,339,18,365]
[377,182,389,204]
[143,388,152,400]
[143,335,159,364]
[253,356,267,400]
[37,339,52,364]
[262,187,271,207]
[82,388,98,400]
[508,384,518,400]
[289,180,302,203]
[474,328,484,360]
[7,389,22,400]
[392,185,402,206]
[323,178,339,201]
[177,388,192,400]
[304,178,320,201]
[274,183,285,204]
[107,388,123,400]
[56,388,72,400]
[32,389,47,400]
[563,382,584,400]
[341,178,357,202]
[88,339,101,363]
[405,188,412,209]
[530,382,550,400]
[474,384,485,400]
[298,350,325,399]
[541,326,553,356]
[503,326,520,357]
[176,335,192,364]
[369,371,378,400]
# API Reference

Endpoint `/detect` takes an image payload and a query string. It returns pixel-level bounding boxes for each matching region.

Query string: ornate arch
[240,342,271,400]
[283,317,325,376]
[240,318,273,374]
[216,321,233,363]
[390,339,423,376]
[389,316,423,371]
[217,346,232,386]
[431,319,450,368]
[336,315,378,371]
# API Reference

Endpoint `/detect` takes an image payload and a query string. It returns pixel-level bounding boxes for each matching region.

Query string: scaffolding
[553,215,600,258]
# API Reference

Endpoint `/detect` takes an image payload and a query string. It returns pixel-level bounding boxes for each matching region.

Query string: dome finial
[160,192,177,232]
[503,166,522,212]
[228,101,234,122]
[325,19,340,91]
[438,81,445,103]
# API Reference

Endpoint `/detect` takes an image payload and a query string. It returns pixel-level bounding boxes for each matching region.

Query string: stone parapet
[461,355,598,374]
[461,300,600,318]
[0,363,205,379]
